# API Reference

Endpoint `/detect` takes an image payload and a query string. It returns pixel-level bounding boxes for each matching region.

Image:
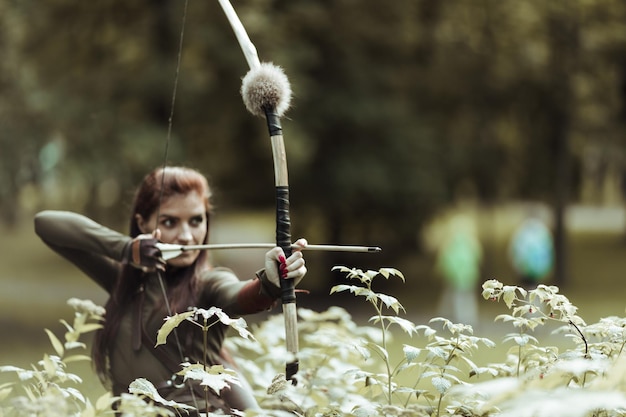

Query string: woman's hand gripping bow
[265,238,308,288]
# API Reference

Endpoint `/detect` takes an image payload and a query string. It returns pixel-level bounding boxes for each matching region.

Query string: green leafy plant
[445,279,626,417]
[481,279,587,377]
[0,298,179,416]
[7,272,626,417]
[0,298,108,416]
[229,272,626,417]
[154,306,254,415]
[328,267,498,417]
[228,267,496,417]
[329,267,414,406]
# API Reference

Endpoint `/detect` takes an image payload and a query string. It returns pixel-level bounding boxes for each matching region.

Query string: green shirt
[34,210,279,407]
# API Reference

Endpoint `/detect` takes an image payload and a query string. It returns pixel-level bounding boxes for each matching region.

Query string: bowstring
[155,0,188,232]
[153,0,200,408]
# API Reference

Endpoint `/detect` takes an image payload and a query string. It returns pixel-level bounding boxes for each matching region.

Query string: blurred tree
[0,3,49,226]
[2,0,626,284]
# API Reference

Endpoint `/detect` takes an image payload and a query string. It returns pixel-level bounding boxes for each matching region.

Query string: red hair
[93,166,213,383]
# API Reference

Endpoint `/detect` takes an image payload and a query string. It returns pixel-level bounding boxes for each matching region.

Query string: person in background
[509,214,554,288]
[34,165,308,415]
[435,214,482,328]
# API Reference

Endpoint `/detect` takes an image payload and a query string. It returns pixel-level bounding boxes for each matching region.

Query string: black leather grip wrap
[264,106,282,136]
[276,185,295,304]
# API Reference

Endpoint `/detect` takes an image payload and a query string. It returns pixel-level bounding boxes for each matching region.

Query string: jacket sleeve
[34,210,129,293]
[198,267,280,316]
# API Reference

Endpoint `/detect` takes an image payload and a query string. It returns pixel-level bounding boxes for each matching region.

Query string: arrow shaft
[180,243,380,252]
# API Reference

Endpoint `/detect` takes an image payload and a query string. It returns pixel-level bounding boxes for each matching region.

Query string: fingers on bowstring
[154,255,167,271]
[292,238,308,251]
[144,240,166,271]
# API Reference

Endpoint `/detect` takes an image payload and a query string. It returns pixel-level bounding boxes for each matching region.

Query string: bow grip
[276,185,295,304]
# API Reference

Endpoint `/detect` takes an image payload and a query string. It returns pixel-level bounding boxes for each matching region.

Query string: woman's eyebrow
[158,213,205,219]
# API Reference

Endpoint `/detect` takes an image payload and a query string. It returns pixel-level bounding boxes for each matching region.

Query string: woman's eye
[190,216,205,227]
[161,218,176,228]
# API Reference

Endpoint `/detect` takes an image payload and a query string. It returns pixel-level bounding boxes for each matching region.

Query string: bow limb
[216,0,260,70]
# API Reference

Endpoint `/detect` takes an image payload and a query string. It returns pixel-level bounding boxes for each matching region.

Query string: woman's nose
[177,223,193,243]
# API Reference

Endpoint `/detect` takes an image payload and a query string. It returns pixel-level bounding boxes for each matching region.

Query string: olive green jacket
[34,210,280,407]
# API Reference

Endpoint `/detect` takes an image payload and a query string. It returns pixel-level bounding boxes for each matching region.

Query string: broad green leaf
[330,284,356,294]
[352,287,375,298]
[213,310,254,340]
[42,353,58,378]
[179,364,240,394]
[479,337,496,348]
[74,323,103,334]
[0,365,24,373]
[513,335,530,346]
[129,378,196,410]
[482,288,496,300]
[352,342,372,360]
[63,354,92,363]
[156,311,195,346]
[431,376,452,394]
[0,366,34,381]
[66,386,86,404]
[378,268,405,282]
[512,305,532,317]
[495,314,515,323]
[430,317,452,327]
[332,285,377,300]
[95,391,114,411]
[469,366,499,378]
[362,270,378,284]
[376,293,405,313]
[194,306,219,321]
[60,319,75,333]
[45,328,64,357]
[426,346,447,359]
[364,341,389,361]
[415,324,437,338]
[403,344,421,362]
[353,406,378,417]
[0,386,13,402]
[331,266,353,274]
[64,341,87,350]
[66,371,84,384]
[502,290,517,308]
[370,315,415,335]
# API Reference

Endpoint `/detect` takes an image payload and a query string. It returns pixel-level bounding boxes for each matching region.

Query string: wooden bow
[216,0,301,382]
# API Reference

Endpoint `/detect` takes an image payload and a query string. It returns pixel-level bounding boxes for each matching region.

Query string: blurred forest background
[3,0,626,337]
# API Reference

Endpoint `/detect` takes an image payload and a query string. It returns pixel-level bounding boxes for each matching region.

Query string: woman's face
[137,191,208,268]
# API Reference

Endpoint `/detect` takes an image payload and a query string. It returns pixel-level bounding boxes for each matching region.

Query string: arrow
[156,242,381,260]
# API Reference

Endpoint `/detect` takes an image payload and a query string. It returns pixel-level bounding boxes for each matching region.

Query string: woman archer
[34,165,307,414]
